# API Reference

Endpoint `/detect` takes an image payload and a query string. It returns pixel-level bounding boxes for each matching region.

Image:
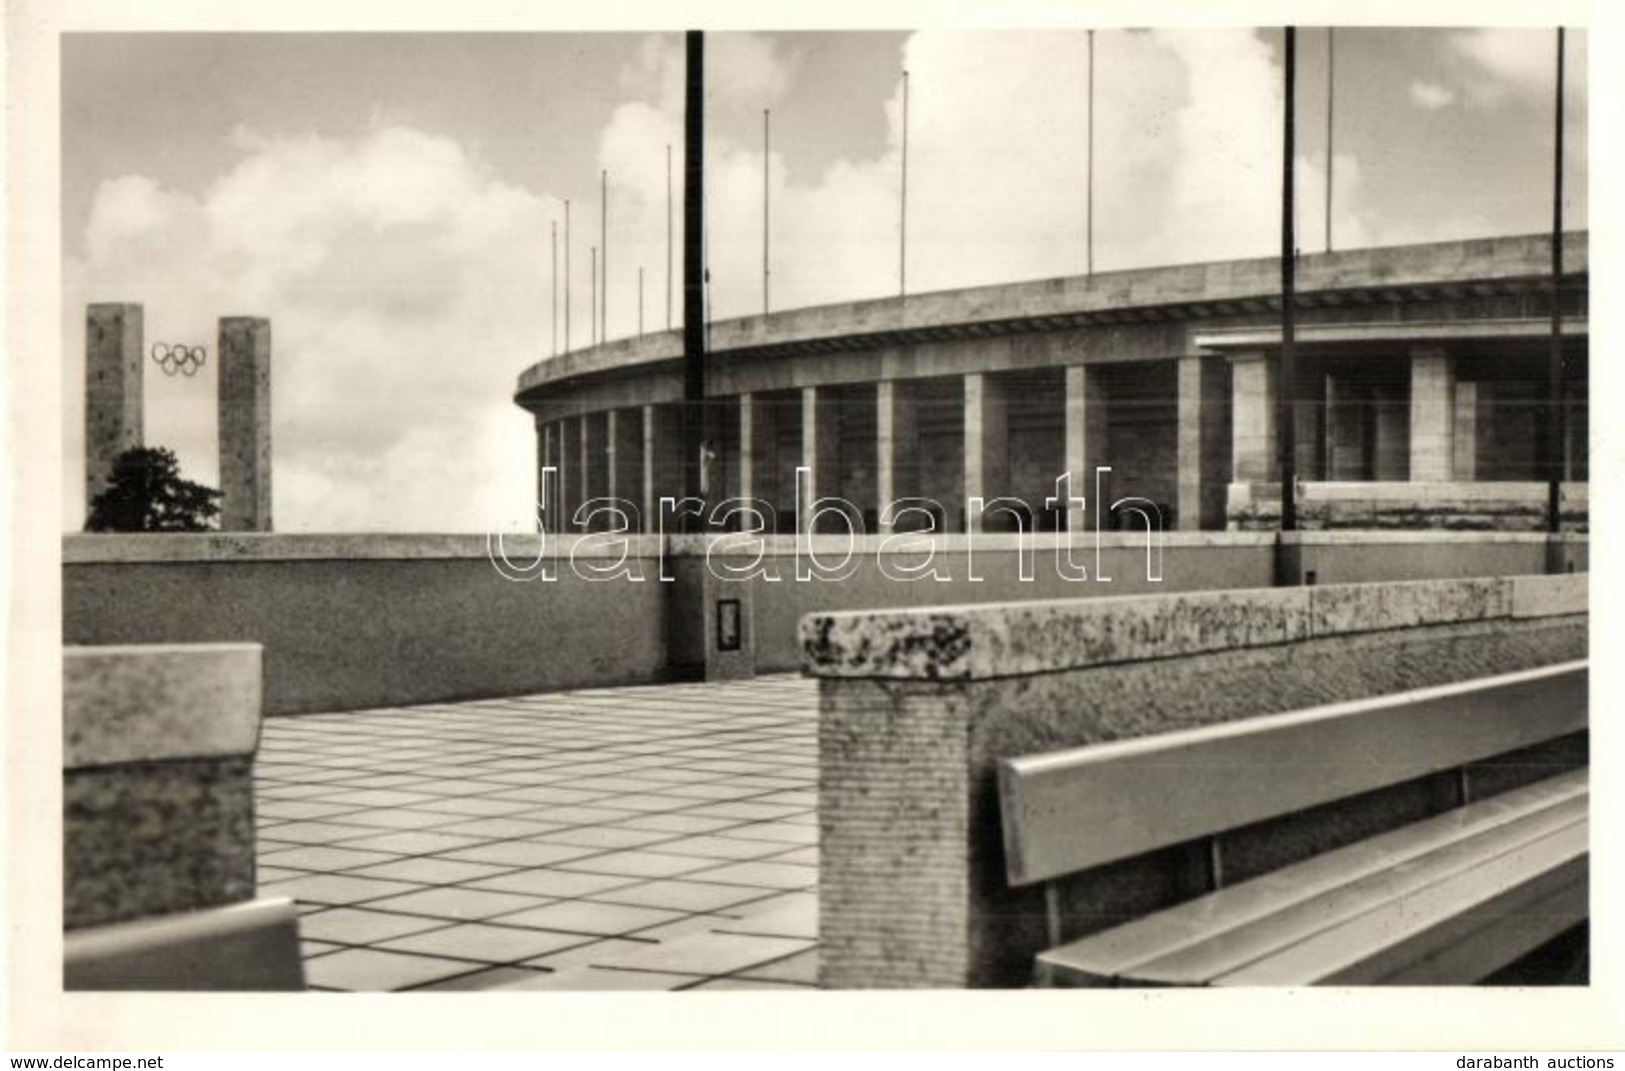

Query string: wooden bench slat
[1035,770,1587,987]
[1002,661,1587,885]
[1358,878,1589,986]
[1214,818,1587,986]
[1128,798,1585,985]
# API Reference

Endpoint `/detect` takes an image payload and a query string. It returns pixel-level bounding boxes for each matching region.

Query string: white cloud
[1451,29,1557,96]
[69,30,1414,533]
[1408,80,1457,110]
[66,125,548,533]
[1448,28,1577,108]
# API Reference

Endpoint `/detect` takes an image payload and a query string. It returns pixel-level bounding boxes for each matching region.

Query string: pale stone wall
[804,574,1588,987]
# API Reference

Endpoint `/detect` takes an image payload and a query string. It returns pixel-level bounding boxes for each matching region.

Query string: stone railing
[801,573,1588,988]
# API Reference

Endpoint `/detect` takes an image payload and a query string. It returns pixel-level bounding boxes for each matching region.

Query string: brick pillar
[964,373,1009,533]
[218,317,272,532]
[84,303,144,514]
[1230,354,1277,483]
[1064,365,1108,533]
[1176,355,1229,531]
[1410,349,1455,482]
[876,381,918,533]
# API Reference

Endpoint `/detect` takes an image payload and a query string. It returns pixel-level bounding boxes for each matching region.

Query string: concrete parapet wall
[801,574,1588,987]
[65,531,1586,714]
[63,534,672,715]
[64,643,263,929]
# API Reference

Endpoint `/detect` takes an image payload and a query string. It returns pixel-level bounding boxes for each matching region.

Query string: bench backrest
[998,660,1588,887]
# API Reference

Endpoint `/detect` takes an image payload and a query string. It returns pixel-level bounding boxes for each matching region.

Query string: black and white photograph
[5,0,1621,1057]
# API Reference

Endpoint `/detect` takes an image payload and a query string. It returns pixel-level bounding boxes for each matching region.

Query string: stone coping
[63,528,1585,564]
[518,232,1586,395]
[64,532,668,563]
[800,573,1586,682]
[64,644,262,768]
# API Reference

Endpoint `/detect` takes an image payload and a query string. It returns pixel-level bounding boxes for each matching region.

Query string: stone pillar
[876,381,919,532]
[645,404,683,533]
[964,373,1010,533]
[1409,349,1455,482]
[584,413,610,529]
[1177,355,1229,531]
[85,304,145,514]
[1325,374,1364,481]
[1373,385,1410,482]
[608,409,642,526]
[218,317,272,532]
[1230,354,1276,483]
[535,418,550,528]
[557,417,576,530]
[1064,365,1108,533]
[1453,380,1478,482]
[801,386,841,527]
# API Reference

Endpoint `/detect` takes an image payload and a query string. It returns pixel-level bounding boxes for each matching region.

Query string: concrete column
[1453,380,1478,482]
[1295,387,1324,482]
[608,409,642,526]
[84,303,144,513]
[644,404,683,533]
[964,373,1010,533]
[801,386,841,527]
[1176,355,1229,531]
[1230,354,1277,483]
[1064,365,1108,533]
[876,381,919,532]
[558,417,575,530]
[584,413,611,529]
[1374,385,1410,481]
[738,394,756,505]
[576,415,590,530]
[1409,349,1455,482]
[218,317,272,532]
[1325,374,1364,481]
[536,419,550,527]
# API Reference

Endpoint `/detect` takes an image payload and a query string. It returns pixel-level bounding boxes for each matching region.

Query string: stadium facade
[514,231,1588,538]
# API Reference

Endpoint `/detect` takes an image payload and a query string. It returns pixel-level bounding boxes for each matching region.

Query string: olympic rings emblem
[151,343,207,377]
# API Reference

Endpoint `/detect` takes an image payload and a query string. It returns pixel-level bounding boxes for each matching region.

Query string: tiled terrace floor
[253,675,820,992]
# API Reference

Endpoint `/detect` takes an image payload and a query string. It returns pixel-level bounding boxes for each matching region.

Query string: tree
[85,447,223,533]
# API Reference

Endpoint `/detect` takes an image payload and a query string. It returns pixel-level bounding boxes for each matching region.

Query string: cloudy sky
[61,28,1588,533]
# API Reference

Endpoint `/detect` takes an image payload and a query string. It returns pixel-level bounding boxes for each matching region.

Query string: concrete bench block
[64,643,263,930]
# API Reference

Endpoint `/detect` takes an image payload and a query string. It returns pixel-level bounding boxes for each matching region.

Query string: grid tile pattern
[255,676,820,991]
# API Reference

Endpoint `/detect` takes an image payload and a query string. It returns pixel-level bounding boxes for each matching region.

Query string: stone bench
[801,572,1587,988]
[63,643,303,990]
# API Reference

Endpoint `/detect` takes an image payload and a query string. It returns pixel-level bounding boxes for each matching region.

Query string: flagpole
[900,68,910,298]
[601,169,608,344]
[1278,26,1298,536]
[551,220,558,358]
[764,108,771,316]
[564,199,571,353]
[1087,29,1095,276]
[1546,26,1565,535]
[1324,28,1334,253]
